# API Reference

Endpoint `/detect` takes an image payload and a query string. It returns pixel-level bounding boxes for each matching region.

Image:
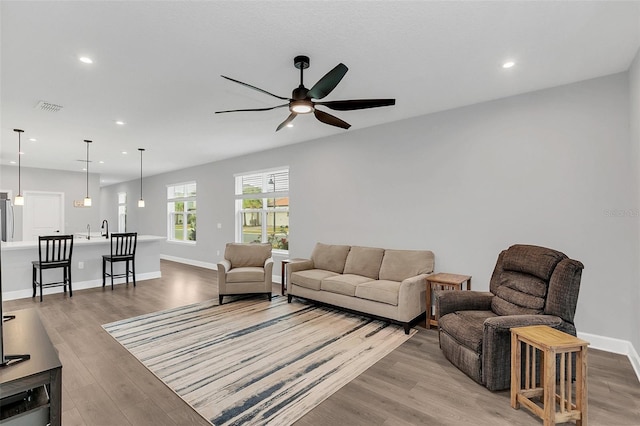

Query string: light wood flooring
[4,260,640,425]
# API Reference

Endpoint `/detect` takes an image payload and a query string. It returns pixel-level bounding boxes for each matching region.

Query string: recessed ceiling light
[122,151,128,155]
[99,160,104,164]
[82,167,87,171]
[115,120,125,125]
[79,56,93,64]
[29,138,37,142]
[9,161,16,164]
[502,61,516,69]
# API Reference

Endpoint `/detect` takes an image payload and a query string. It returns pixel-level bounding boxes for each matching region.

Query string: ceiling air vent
[35,100,63,112]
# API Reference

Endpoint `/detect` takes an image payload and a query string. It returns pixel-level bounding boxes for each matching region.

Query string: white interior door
[23,191,64,240]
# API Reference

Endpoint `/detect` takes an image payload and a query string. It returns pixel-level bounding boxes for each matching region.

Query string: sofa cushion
[226,267,265,283]
[225,243,272,268]
[291,269,339,291]
[378,249,434,282]
[439,310,498,353]
[502,244,566,281]
[321,274,373,297]
[491,270,548,316]
[355,280,401,306]
[343,246,385,279]
[311,243,351,274]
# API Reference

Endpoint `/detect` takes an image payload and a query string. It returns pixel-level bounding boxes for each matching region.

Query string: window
[117,192,127,232]
[235,169,289,251]
[167,182,196,243]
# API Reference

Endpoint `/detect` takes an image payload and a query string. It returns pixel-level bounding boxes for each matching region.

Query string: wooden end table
[511,325,589,426]
[425,272,471,329]
[280,258,305,295]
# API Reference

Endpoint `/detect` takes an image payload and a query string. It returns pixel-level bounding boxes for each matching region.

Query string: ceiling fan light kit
[216,55,395,132]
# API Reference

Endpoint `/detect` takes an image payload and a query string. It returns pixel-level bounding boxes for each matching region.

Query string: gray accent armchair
[435,244,583,391]
[217,243,273,304]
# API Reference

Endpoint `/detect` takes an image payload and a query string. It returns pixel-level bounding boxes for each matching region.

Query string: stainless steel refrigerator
[0,199,14,242]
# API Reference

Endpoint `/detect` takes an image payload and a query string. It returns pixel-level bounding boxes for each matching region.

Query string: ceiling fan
[215,55,396,131]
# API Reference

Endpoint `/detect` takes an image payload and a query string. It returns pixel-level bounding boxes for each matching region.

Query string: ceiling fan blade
[313,109,351,129]
[307,63,348,100]
[221,75,289,100]
[215,104,288,114]
[276,113,297,131]
[315,99,396,111]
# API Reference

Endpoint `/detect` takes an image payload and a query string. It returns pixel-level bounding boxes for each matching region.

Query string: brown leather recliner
[435,244,584,391]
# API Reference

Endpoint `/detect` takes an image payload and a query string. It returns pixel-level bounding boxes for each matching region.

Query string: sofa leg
[287,294,292,303]
[268,293,272,301]
[404,323,410,335]
[218,295,223,305]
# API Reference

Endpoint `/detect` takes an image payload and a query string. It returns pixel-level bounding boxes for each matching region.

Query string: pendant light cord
[18,131,21,196]
[139,148,145,200]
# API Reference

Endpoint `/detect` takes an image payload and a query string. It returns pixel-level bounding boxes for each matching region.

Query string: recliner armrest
[435,290,493,318]
[483,314,563,331]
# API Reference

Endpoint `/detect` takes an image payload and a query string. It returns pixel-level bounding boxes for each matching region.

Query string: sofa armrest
[217,259,231,292]
[435,290,493,318]
[397,274,428,321]
[287,259,313,285]
[482,315,564,391]
[264,258,274,286]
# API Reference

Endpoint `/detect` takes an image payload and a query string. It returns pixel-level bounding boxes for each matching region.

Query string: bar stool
[32,235,74,302]
[102,232,137,290]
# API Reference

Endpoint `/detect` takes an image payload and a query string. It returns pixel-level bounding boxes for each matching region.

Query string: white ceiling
[2,1,639,185]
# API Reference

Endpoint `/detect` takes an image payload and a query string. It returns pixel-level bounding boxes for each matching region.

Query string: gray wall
[0,165,102,240]
[630,46,640,353]
[101,72,639,346]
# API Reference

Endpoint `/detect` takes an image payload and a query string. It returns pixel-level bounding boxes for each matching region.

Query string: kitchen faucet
[86,224,91,240]
[101,220,109,239]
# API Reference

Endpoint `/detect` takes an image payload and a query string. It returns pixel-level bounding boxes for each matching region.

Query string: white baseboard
[577,331,640,382]
[160,254,218,270]
[2,271,161,301]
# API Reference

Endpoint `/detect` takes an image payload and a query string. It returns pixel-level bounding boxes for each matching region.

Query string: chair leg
[219,295,224,305]
[63,267,67,294]
[102,257,106,287]
[111,261,114,290]
[68,265,73,298]
[125,260,130,284]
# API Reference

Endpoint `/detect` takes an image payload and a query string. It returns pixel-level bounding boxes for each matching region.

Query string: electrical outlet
[217,223,222,229]
[78,261,84,269]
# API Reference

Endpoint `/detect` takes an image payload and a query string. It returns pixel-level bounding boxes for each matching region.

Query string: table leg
[543,349,556,426]
[511,332,521,409]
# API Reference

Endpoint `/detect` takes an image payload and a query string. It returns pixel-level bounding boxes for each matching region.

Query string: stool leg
[111,261,114,290]
[68,265,73,297]
[102,257,106,287]
[125,260,130,284]
[39,267,43,302]
[32,265,37,298]
[132,258,136,287]
[63,267,67,293]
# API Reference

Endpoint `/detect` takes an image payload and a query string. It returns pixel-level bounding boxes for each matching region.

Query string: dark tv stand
[0,309,61,425]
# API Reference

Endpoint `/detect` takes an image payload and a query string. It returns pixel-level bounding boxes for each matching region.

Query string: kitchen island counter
[1,235,164,299]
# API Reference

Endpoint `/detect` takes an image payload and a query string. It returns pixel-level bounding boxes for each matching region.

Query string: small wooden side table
[511,325,589,426]
[425,272,471,329]
[280,258,305,295]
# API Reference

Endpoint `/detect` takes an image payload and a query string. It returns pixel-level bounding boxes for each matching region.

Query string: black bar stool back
[32,235,74,302]
[102,232,137,290]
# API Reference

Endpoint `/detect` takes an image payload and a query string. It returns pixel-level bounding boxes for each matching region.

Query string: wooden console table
[0,309,62,425]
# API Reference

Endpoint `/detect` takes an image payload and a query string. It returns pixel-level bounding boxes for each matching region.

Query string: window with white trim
[167,182,196,243]
[235,169,289,252]
[117,192,127,232]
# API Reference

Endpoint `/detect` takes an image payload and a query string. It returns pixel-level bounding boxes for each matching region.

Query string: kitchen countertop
[1,235,165,251]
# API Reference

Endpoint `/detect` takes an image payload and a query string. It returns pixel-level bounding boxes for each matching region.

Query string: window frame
[167,181,197,244]
[234,168,289,254]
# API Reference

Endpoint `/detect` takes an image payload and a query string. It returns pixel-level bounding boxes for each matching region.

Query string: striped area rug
[103,296,415,425]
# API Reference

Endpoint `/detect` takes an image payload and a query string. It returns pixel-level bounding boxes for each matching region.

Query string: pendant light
[83,140,92,207]
[138,148,145,207]
[13,129,24,206]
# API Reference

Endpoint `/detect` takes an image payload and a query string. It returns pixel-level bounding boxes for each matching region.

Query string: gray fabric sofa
[287,243,435,333]
[435,244,584,391]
